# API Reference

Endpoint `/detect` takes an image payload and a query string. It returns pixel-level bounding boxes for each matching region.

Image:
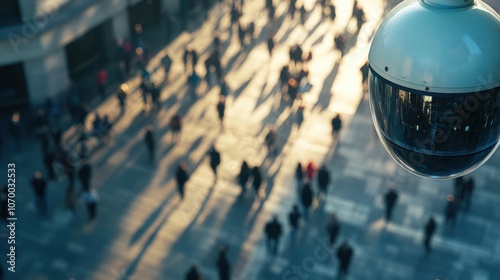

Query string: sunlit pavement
[2,0,500,279]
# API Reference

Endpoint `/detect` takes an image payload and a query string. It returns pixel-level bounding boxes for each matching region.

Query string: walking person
[78,160,92,192]
[295,162,304,187]
[83,188,99,221]
[264,215,283,255]
[43,150,56,181]
[144,125,155,163]
[183,48,191,73]
[317,165,330,199]
[384,187,399,221]
[216,245,231,280]
[296,105,304,129]
[96,67,108,99]
[251,166,263,198]
[267,35,275,56]
[175,162,190,200]
[31,171,47,214]
[326,214,340,247]
[336,240,354,279]
[237,161,251,196]
[288,205,301,244]
[169,114,182,142]
[117,84,128,114]
[208,146,221,180]
[424,216,437,253]
[264,127,278,156]
[331,114,342,137]
[329,3,336,22]
[162,53,173,82]
[305,161,316,182]
[444,194,458,227]
[301,183,314,218]
[217,97,226,126]
[463,176,475,208]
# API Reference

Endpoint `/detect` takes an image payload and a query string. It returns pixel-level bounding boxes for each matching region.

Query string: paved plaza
[1,0,500,279]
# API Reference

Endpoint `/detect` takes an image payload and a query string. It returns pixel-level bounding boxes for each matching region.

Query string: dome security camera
[368,0,500,179]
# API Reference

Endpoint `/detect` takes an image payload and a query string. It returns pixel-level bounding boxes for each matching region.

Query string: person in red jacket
[305,161,317,182]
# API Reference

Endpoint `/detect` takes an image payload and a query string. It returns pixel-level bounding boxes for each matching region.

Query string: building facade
[0,0,183,109]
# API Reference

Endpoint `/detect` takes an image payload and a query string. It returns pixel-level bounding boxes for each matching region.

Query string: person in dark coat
[78,161,92,192]
[237,161,251,195]
[288,205,301,244]
[264,127,278,156]
[185,265,203,280]
[144,125,155,162]
[279,65,289,94]
[191,49,199,70]
[317,165,330,198]
[169,114,182,142]
[329,3,336,22]
[384,187,399,221]
[251,166,262,198]
[301,183,314,218]
[336,240,354,279]
[295,163,304,186]
[264,215,283,255]
[117,84,128,114]
[183,48,191,72]
[326,214,341,246]
[216,245,231,280]
[217,97,226,126]
[209,146,221,179]
[176,162,190,200]
[83,189,99,221]
[31,171,47,214]
[444,194,458,227]
[331,114,342,137]
[424,216,437,253]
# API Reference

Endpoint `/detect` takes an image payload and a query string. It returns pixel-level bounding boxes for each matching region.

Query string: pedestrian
[287,77,299,102]
[209,146,221,179]
[301,182,314,218]
[8,111,22,151]
[188,70,200,98]
[100,115,113,144]
[216,245,231,280]
[175,162,190,200]
[305,161,316,182]
[162,53,173,82]
[264,215,283,255]
[169,114,182,142]
[251,166,262,198]
[185,265,203,280]
[217,97,226,126]
[463,176,475,208]
[326,214,340,246]
[331,114,342,137]
[31,171,47,214]
[141,79,151,107]
[295,162,304,187]
[424,216,437,253]
[264,127,278,156]
[267,35,275,56]
[444,194,458,227]
[317,165,330,199]
[238,22,246,47]
[334,34,346,59]
[82,188,99,221]
[183,47,191,72]
[144,125,155,162]
[220,79,230,97]
[117,83,128,114]
[151,84,161,110]
[78,160,92,192]
[279,65,290,95]
[336,240,354,279]
[299,5,307,25]
[191,49,199,70]
[288,205,301,244]
[96,67,108,99]
[384,187,399,221]
[51,126,62,148]
[237,161,251,195]
[296,105,304,129]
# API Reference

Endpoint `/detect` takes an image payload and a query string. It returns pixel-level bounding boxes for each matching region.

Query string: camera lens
[369,69,500,178]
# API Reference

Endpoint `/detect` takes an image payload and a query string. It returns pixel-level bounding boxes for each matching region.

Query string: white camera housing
[368,0,500,178]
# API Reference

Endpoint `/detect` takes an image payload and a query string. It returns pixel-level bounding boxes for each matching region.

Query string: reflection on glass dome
[369,70,500,178]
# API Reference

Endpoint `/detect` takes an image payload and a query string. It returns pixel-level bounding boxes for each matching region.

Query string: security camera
[368,0,500,179]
